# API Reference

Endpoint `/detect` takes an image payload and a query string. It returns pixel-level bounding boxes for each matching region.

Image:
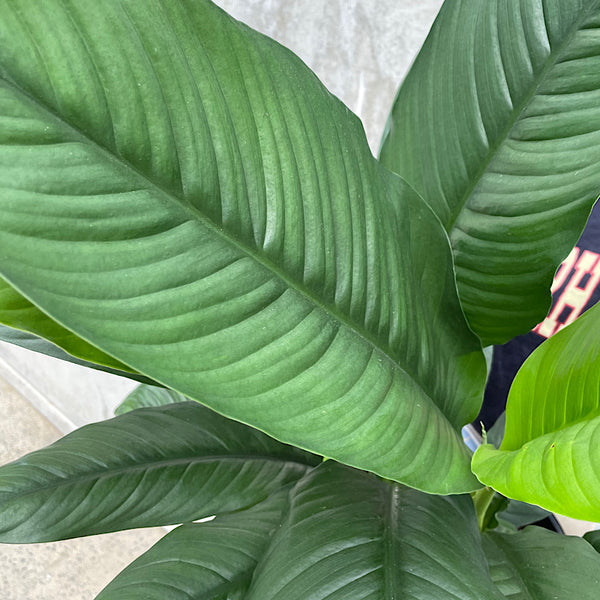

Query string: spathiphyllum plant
[2,0,600,597]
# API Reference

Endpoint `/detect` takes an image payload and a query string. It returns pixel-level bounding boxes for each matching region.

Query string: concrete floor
[0,376,164,600]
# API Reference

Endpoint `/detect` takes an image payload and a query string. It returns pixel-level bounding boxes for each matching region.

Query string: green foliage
[1,0,600,598]
[380,0,600,345]
[473,301,600,520]
[0,397,318,543]
[0,0,485,494]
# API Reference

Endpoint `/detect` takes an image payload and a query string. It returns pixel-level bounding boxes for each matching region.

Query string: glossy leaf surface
[472,302,600,520]
[96,488,290,600]
[380,0,600,345]
[0,402,319,542]
[0,0,484,492]
[245,462,503,600]
[483,527,600,599]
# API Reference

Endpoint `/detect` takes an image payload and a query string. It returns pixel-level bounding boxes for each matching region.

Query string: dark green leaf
[483,526,600,599]
[0,0,485,492]
[0,402,319,542]
[486,411,506,449]
[380,0,600,345]
[96,487,290,600]
[472,302,600,520]
[497,500,552,530]
[245,462,503,600]
[584,529,600,552]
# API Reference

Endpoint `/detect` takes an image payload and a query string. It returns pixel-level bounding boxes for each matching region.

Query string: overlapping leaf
[585,529,600,552]
[472,302,600,520]
[115,383,182,415]
[95,487,290,600]
[0,323,156,383]
[96,461,504,600]
[483,527,600,599]
[380,0,600,345]
[0,401,319,542]
[0,0,485,492]
[0,277,154,382]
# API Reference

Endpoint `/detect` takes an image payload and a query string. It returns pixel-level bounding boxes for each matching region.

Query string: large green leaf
[0,0,485,492]
[0,402,319,542]
[472,301,600,520]
[380,0,600,345]
[483,527,600,599]
[98,461,503,600]
[95,487,290,600]
[245,462,503,600]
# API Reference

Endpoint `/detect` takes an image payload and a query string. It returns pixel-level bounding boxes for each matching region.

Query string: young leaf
[0,402,319,543]
[483,527,600,599]
[245,462,504,600]
[472,302,600,521]
[380,0,600,345]
[0,0,485,492]
[96,487,290,600]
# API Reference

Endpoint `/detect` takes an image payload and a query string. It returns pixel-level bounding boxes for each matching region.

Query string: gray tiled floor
[0,377,164,600]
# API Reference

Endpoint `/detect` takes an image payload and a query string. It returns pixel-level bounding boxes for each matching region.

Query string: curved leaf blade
[483,527,600,599]
[472,302,600,520]
[380,0,600,345]
[0,402,319,543]
[245,462,503,600]
[0,0,484,492]
[584,529,600,552]
[96,487,290,600]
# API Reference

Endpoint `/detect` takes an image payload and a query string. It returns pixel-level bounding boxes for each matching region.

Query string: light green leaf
[245,462,503,600]
[0,0,485,492]
[115,384,183,415]
[0,402,319,543]
[380,0,600,345]
[96,487,290,600]
[483,527,600,599]
[472,302,600,521]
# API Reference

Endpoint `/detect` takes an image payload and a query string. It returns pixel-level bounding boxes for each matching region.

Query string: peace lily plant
[1,0,600,597]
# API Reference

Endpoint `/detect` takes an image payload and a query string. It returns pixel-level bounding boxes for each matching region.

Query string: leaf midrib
[0,454,312,504]
[446,1,600,233]
[0,74,442,414]
[383,483,402,598]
